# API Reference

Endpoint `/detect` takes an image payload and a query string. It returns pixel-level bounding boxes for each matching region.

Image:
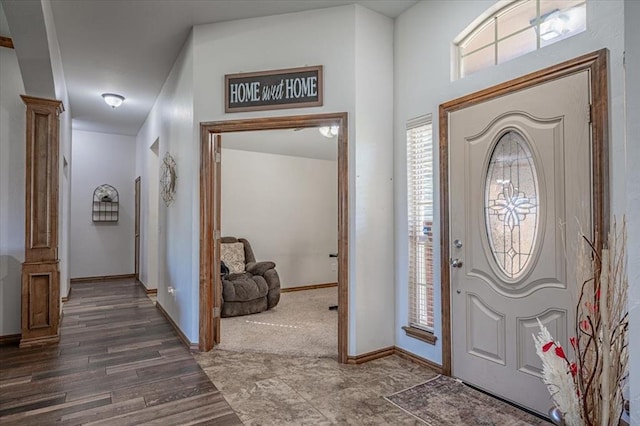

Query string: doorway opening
[199,113,349,363]
[217,128,338,358]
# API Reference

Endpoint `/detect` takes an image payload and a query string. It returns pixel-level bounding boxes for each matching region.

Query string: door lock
[450,258,463,268]
[454,239,463,248]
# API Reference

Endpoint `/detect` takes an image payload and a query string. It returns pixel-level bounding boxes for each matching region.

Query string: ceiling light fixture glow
[102,93,125,108]
[539,10,570,41]
[533,8,573,42]
[319,125,339,138]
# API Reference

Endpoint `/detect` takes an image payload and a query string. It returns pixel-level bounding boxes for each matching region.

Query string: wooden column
[20,95,64,348]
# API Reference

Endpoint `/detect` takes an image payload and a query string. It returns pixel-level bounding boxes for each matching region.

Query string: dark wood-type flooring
[0,279,242,425]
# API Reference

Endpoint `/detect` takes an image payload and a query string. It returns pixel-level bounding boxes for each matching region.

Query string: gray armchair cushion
[264,269,280,309]
[246,261,276,276]
[222,275,268,302]
[220,236,280,317]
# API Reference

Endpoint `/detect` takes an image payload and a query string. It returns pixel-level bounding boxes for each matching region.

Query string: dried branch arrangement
[534,218,628,426]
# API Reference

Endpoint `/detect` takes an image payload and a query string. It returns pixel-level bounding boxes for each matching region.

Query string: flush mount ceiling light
[318,125,339,138]
[102,93,125,109]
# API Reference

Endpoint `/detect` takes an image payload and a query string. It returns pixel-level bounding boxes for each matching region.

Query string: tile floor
[193,350,439,425]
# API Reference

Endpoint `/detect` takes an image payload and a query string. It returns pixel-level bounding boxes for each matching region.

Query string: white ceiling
[223,128,338,161]
[43,0,417,136]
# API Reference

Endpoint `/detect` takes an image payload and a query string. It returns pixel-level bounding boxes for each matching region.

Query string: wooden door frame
[439,49,610,375]
[134,176,141,281]
[199,112,349,364]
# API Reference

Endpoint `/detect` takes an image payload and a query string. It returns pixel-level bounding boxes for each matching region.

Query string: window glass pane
[539,2,586,47]
[462,45,495,77]
[455,0,587,80]
[539,0,584,17]
[485,131,539,280]
[497,0,536,39]
[498,27,537,64]
[461,18,495,57]
[407,119,434,331]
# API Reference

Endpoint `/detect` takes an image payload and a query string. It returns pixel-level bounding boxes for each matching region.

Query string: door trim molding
[439,49,610,376]
[199,112,349,364]
[134,176,141,281]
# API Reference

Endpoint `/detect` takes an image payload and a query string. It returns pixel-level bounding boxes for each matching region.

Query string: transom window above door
[455,0,587,79]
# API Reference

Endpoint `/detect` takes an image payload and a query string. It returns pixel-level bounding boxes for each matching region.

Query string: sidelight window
[406,115,435,334]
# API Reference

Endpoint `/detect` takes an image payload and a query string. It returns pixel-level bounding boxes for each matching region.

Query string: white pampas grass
[533,319,583,426]
[533,218,628,426]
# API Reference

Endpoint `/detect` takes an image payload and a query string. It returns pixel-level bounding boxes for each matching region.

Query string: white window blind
[407,115,434,332]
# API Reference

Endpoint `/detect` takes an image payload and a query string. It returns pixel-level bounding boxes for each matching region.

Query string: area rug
[385,375,551,425]
[217,286,338,358]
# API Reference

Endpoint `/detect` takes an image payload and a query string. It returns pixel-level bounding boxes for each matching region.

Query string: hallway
[0,279,241,425]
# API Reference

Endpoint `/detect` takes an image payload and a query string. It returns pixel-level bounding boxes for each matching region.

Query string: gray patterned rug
[384,375,551,425]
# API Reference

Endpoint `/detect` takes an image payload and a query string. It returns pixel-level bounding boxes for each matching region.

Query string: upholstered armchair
[220,237,281,317]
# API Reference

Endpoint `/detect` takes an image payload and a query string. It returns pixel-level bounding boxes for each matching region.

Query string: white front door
[449,70,592,415]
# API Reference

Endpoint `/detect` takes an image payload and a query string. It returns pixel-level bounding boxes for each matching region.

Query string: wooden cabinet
[20,95,63,348]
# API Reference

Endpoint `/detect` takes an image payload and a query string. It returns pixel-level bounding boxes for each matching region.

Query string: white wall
[134,137,159,291]
[134,5,396,351]
[192,5,395,354]
[624,0,640,422]
[0,0,72,336]
[136,34,195,341]
[146,140,160,291]
[0,35,26,337]
[394,0,627,365]
[221,148,338,288]
[70,130,136,278]
[353,5,395,355]
[42,0,72,301]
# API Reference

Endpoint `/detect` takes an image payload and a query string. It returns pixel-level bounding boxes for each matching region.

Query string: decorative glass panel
[485,131,539,279]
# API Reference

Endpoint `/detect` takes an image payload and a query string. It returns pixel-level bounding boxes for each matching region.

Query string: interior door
[134,176,141,280]
[449,71,592,415]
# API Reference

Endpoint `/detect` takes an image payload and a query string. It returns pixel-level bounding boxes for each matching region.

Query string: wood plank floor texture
[0,279,242,425]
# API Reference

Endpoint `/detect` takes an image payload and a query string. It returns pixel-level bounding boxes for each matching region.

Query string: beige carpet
[218,287,338,358]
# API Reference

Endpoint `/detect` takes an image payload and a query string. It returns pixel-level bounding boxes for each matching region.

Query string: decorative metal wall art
[92,184,119,222]
[160,152,177,206]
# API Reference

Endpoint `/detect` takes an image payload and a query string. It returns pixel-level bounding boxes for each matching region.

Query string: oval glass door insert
[485,130,539,279]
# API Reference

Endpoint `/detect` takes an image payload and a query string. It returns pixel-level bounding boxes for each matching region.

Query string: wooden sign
[225,65,323,113]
